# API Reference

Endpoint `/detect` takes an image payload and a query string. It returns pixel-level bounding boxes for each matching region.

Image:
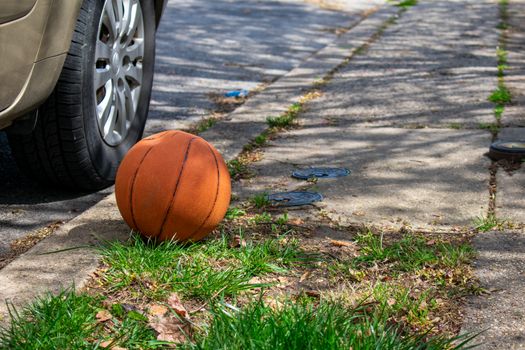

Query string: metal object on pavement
[292,167,351,180]
[268,191,323,207]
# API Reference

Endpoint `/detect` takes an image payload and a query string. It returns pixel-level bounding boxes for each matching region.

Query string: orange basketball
[115,130,231,242]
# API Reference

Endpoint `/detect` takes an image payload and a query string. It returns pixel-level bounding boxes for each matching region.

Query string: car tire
[8,0,156,191]
[488,141,525,161]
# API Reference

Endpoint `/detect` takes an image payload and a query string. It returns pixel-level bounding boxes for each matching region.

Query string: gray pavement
[0,0,381,260]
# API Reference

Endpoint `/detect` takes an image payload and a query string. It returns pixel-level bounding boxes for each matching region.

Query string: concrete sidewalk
[231,0,524,347]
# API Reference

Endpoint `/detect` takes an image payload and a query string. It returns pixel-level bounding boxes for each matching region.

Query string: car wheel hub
[94,0,145,146]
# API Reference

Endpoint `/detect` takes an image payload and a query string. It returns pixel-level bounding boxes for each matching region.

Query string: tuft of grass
[192,117,217,134]
[390,0,418,8]
[225,207,246,220]
[99,234,305,300]
[448,123,463,130]
[251,192,270,209]
[494,105,504,120]
[267,103,303,129]
[473,214,505,232]
[0,290,164,350]
[478,122,500,134]
[183,299,475,350]
[353,232,474,272]
[488,86,511,105]
[227,159,253,180]
[254,133,268,146]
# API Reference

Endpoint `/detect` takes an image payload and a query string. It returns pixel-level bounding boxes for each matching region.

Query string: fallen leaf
[299,271,311,282]
[100,341,112,348]
[167,293,189,319]
[149,304,168,316]
[305,290,320,298]
[426,239,436,246]
[96,310,112,323]
[148,313,190,344]
[230,235,247,248]
[290,218,304,225]
[329,239,353,247]
[387,298,396,306]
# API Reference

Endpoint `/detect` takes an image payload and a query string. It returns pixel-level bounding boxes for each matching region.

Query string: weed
[473,214,505,232]
[251,193,270,209]
[227,159,253,180]
[353,232,474,272]
[225,207,247,220]
[489,86,511,105]
[0,290,163,349]
[254,133,268,146]
[494,105,504,120]
[448,123,463,130]
[252,212,272,224]
[183,299,475,350]
[390,0,418,8]
[267,114,295,129]
[478,122,500,134]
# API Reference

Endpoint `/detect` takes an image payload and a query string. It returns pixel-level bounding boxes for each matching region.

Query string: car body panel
[0,0,82,126]
[0,0,38,25]
[0,0,167,129]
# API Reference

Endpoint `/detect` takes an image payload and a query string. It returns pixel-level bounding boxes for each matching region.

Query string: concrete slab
[493,128,525,224]
[238,127,491,229]
[299,0,499,128]
[0,194,129,323]
[502,0,525,127]
[461,230,525,349]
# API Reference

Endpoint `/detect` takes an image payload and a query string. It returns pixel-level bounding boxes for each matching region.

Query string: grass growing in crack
[251,193,270,209]
[0,290,164,350]
[99,234,305,300]
[448,123,463,130]
[488,85,511,105]
[473,214,506,232]
[192,117,217,134]
[227,159,253,180]
[183,299,474,350]
[267,103,302,129]
[478,122,500,134]
[388,0,418,8]
[353,232,474,272]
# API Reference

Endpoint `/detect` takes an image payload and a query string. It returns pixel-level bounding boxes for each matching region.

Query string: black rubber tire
[489,141,525,161]
[8,0,156,191]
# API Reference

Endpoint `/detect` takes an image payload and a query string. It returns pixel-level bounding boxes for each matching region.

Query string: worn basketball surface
[115,130,231,242]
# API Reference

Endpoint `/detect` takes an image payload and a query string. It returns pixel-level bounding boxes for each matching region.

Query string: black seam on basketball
[190,143,222,238]
[129,147,155,232]
[158,136,197,237]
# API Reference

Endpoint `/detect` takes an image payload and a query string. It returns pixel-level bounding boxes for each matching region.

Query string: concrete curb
[0,4,398,321]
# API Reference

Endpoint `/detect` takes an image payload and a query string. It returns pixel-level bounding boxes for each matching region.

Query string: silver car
[0,0,167,190]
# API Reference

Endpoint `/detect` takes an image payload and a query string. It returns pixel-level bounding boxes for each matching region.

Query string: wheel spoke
[96,40,111,60]
[124,64,142,85]
[124,0,141,45]
[116,88,128,136]
[123,79,136,119]
[97,86,114,130]
[94,69,111,90]
[125,39,144,62]
[105,0,119,38]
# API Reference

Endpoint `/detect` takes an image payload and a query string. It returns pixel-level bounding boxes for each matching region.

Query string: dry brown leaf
[230,235,247,248]
[149,304,168,316]
[329,239,353,247]
[148,313,189,344]
[167,293,189,319]
[426,239,436,246]
[96,310,112,323]
[299,271,311,282]
[290,218,304,225]
[387,298,396,306]
[305,290,320,298]
[100,340,112,348]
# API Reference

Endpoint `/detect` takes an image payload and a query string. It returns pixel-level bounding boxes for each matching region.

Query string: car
[0,0,167,190]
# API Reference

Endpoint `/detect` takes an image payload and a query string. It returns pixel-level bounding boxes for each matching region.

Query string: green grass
[389,0,418,8]
[494,105,504,120]
[448,123,463,130]
[254,133,268,146]
[488,86,511,105]
[225,207,246,220]
[193,118,217,134]
[353,232,474,272]
[473,214,505,232]
[267,103,302,129]
[251,192,270,209]
[183,299,474,350]
[0,290,165,350]
[227,159,253,180]
[478,122,500,134]
[99,234,306,300]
